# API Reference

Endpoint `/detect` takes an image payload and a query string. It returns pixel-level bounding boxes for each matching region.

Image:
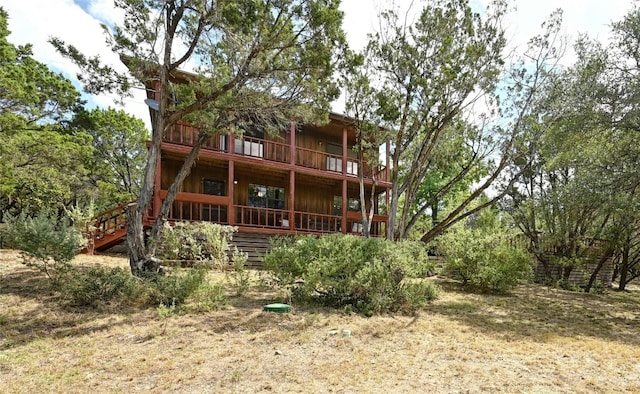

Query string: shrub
[5,211,85,280]
[58,266,143,307]
[438,226,533,292]
[152,221,237,266]
[57,265,226,311]
[227,247,250,296]
[150,268,208,306]
[264,234,437,314]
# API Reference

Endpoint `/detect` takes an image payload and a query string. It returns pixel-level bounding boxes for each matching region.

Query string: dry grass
[1,249,639,393]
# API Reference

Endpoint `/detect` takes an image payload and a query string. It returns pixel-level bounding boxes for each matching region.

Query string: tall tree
[69,107,148,211]
[343,0,563,241]
[0,7,91,218]
[52,0,345,274]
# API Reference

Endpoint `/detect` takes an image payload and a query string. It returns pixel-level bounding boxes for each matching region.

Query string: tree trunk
[617,245,629,291]
[125,203,160,275]
[585,247,614,293]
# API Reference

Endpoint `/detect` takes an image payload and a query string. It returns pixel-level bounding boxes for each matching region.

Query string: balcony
[163,122,390,183]
[160,190,387,237]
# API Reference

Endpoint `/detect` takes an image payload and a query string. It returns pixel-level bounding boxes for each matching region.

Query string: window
[203,179,224,196]
[325,142,359,174]
[235,126,264,157]
[249,184,285,209]
[333,196,361,215]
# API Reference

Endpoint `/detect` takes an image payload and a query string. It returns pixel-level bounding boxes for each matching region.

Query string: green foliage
[0,7,81,130]
[227,247,251,296]
[150,268,209,306]
[152,222,237,265]
[69,108,148,210]
[264,234,437,314]
[58,266,140,307]
[184,280,227,313]
[5,211,85,280]
[57,265,226,311]
[438,225,533,292]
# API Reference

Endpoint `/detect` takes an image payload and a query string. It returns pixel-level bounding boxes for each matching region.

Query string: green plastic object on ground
[263,303,291,313]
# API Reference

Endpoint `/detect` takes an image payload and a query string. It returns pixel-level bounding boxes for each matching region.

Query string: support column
[290,120,296,165]
[228,160,235,226]
[289,170,295,230]
[342,179,347,234]
[342,127,348,174]
[227,132,235,154]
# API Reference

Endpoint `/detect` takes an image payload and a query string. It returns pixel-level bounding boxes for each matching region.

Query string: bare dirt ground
[1,249,639,393]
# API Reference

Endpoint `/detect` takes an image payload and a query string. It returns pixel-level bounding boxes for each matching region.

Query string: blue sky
[3,0,635,130]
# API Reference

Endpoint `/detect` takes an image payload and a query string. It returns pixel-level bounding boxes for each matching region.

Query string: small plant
[5,211,85,280]
[57,265,226,311]
[157,300,177,335]
[186,280,226,313]
[227,247,250,295]
[150,268,208,306]
[157,300,177,319]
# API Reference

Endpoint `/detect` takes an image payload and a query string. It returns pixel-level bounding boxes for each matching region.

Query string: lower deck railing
[163,194,387,236]
[89,194,388,251]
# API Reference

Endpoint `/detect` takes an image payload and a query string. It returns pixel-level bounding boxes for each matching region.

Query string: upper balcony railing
[163,122,389,182]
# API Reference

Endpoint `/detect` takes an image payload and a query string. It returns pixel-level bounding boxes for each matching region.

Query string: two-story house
[89,81,392,261]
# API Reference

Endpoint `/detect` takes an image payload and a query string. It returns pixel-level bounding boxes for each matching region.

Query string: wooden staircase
[86,201,137,253]
[230,232,274,268]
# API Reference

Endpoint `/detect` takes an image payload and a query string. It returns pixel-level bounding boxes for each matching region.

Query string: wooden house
[88,84,392,256]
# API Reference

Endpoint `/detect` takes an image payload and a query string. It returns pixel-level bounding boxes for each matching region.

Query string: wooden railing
[161,123,389,182]
[156,190,388,235]
[87,193,389,252]
[236,205,290,228]
[86,200,136,253]
[294,211,341,233]
[234,136,290,163]
[164,122,225,151]
[159,191,229,223]
[345,211,387,237]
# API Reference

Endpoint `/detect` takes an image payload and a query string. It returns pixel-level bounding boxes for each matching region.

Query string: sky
[2,0,635,130]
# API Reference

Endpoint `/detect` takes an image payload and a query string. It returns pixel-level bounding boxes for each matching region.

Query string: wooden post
[342,127,348,174]
[289,170,295,230]
[342,179,347,234]
[227,132,235,154]
[290,120,296,165]
[228,160,235,226]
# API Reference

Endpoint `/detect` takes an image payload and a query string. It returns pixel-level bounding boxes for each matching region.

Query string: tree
[503,21,640,290]
[0,7,92,219]
[52,0,346,274]
[0,8,81,133]
[342,0,563,242]
[69,107,148,211]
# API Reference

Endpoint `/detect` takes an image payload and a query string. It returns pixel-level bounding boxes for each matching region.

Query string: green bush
[264,234,437,315]
[152,221,237,265]
[438,226,533,292]
[5,211,85,280]
[227,247,250,296]
[58,266,143,307]
[149,268,208,306]
[57,265,226,311]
